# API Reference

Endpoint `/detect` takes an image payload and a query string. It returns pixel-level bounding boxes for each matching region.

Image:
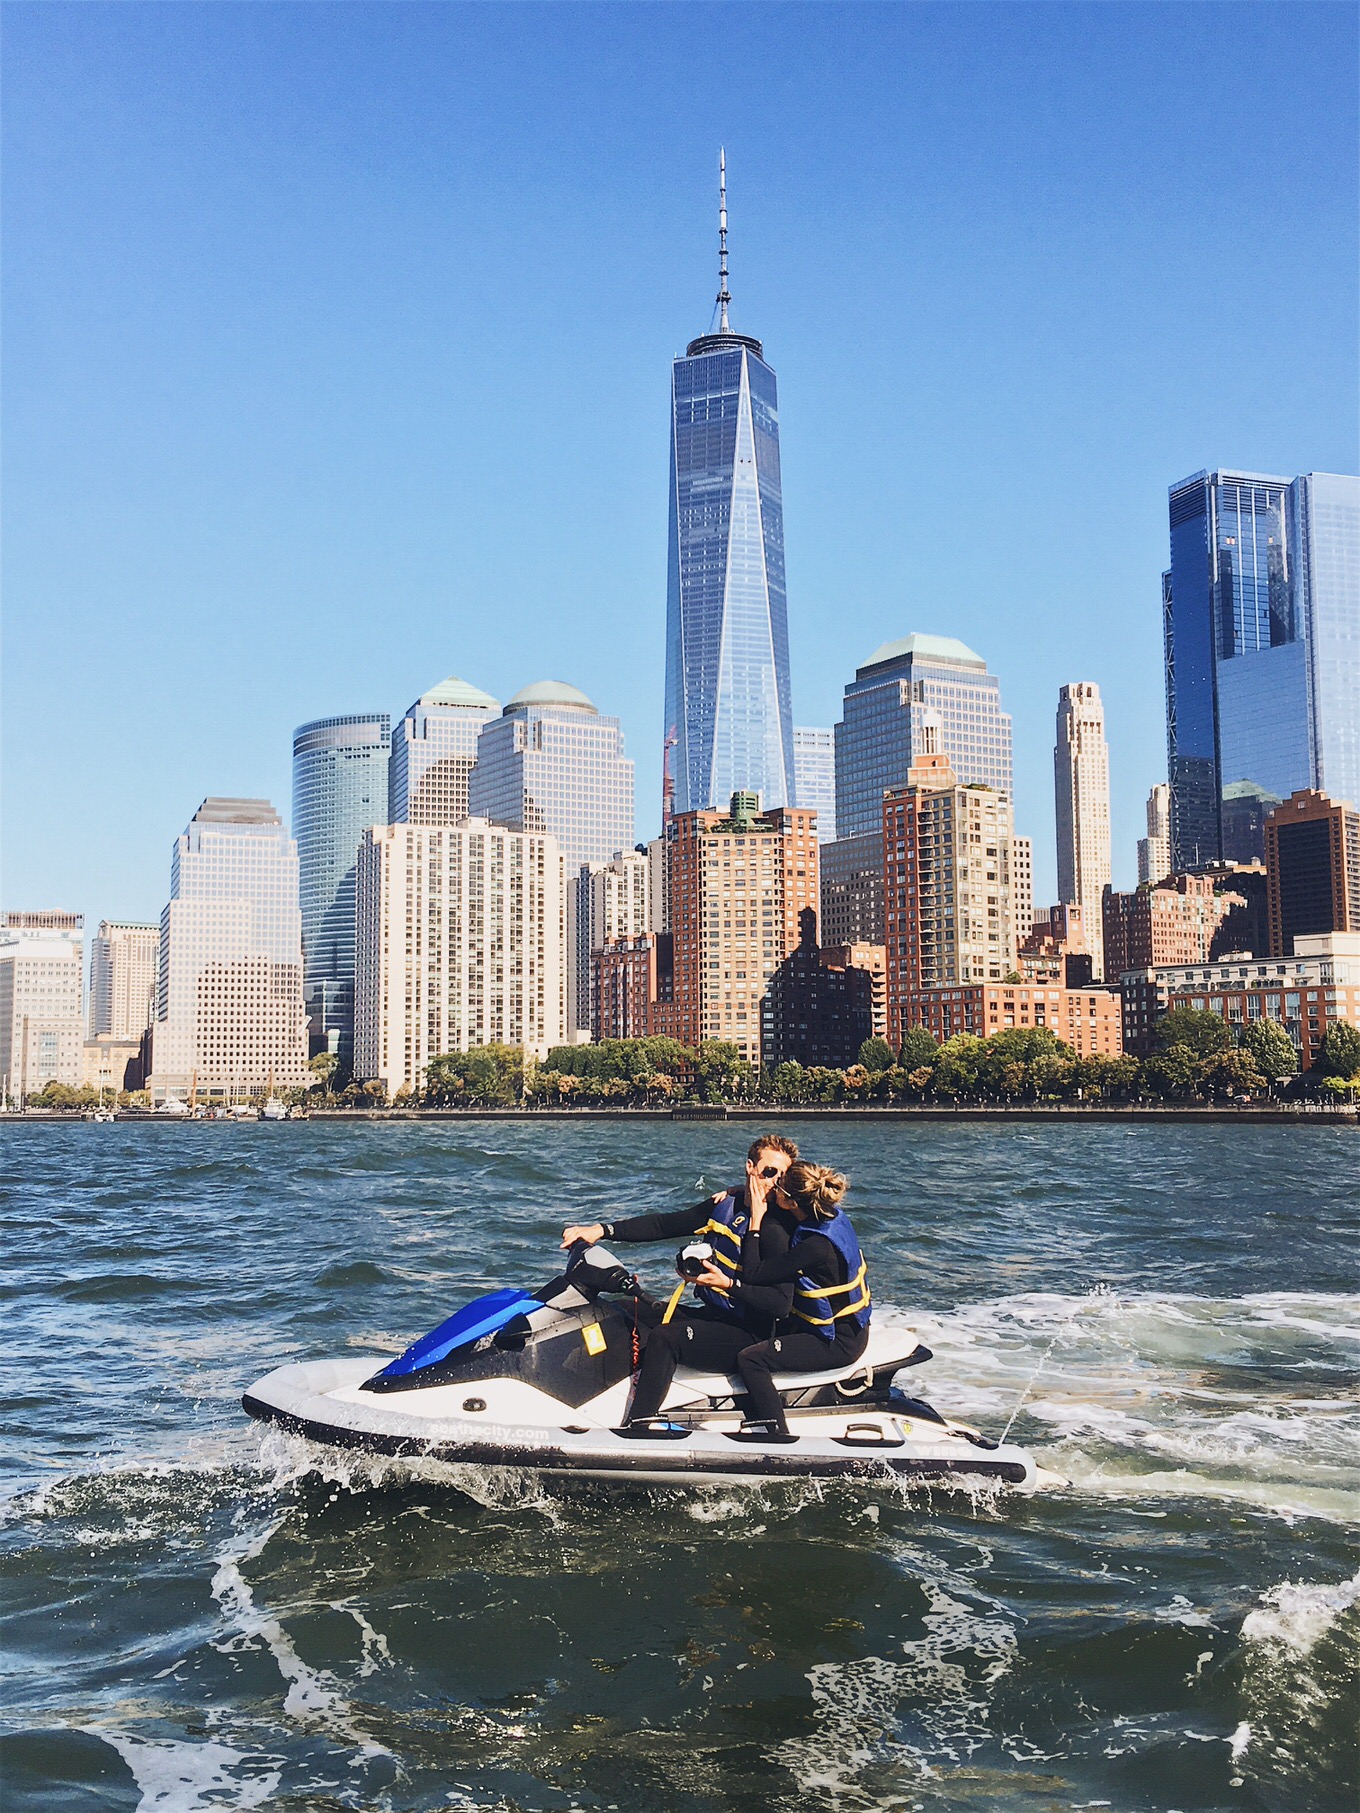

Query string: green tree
[1240,1019,1299,1082]
[308,1050,340,1096]
[29,1081,99,1110]
[1317,1020,1360,1079]
[769,1061,809,1104]
[1143,1042,1201,1099]
[424,1043,525,1106]
[897,1026,940,1071]
[931,1034,984,1099]
[804,1066,844,1104]
[692,1041,744,1102]
[1198,1046,1266,1100]
[857,1037,895,1074]
[1074,1053,1142,1100]
[976,1026,1068,1099]
[1156,1007,1231,1057]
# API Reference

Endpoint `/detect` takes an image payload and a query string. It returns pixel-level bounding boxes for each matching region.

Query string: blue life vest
[693,1190,750,1318]
[789,1209,872,1339]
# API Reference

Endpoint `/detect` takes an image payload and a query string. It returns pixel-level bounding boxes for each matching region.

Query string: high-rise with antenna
[663,150,795,819]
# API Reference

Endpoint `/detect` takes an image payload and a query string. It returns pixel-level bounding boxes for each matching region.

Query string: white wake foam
[1241,1569,1360,1653]
[86,1730,279,1812]
[209,1519,391,1758]
[887,1289,1360,1525]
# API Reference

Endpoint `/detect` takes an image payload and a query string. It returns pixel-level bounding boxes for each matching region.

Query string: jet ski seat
[668,1322,927,1400]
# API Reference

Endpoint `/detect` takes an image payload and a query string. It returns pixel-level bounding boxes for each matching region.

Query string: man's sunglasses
[758,1164,784,1179]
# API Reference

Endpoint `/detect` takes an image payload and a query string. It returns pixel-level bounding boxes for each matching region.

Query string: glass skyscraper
[470,681,635,1038]
[292,714,391,1061]
[1164,469,1359,869]
[389,676,500,825]
[821,634,1013,945]
[793,727,836,842]
[834,634,1013,840]
[663,157,794,816]
[1293,473,1360,812]
[469,682,634,872]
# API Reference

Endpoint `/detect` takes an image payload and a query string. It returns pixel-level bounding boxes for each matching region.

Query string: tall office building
[574,850,651,1037]
[1054,683,1112,979]
[389,677,500,825]
[471,681,634,1037]
[354,821,563,1095]
[653,793,819,1067]
[0,912,84,1101]
[149,799,309,1102]
[469,682,634,870]
[882,730,1017,1048]
[823,634,1013,945]
[89,920,159,1039]
[793,728,836,841]
[1293,474,1360,811]
[663,153,794,818]
[1264,789,1360,957]
[292,713,391,1062]
[1164,469,1360,869]
[1138,784,1172,886]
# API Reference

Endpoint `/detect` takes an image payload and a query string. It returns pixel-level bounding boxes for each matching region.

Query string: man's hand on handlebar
[561,1223,605,1249]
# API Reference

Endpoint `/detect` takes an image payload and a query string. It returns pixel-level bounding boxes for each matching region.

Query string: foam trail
[1240,1569,1360,1653]
[86,1730,279,1811]
[210,1519,391,1759]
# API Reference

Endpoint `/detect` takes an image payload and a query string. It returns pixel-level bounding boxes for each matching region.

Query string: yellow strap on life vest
[794,1261,870,1300]
[790,1258,872,1327]
[698,1218,742,1275]
[660,1280,687,1326]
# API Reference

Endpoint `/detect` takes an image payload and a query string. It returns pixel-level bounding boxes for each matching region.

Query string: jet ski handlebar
[561,1241,641,1301]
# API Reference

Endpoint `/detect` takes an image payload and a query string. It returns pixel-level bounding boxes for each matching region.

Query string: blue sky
[4,1,1357,931]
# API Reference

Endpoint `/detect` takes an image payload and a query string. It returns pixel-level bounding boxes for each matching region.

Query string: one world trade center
[663,153,795,817]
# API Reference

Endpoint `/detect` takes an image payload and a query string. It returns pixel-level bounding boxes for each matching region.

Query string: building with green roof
[389,676,501,827]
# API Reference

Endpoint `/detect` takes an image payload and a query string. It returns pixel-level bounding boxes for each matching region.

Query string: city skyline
[4,5,1356,931]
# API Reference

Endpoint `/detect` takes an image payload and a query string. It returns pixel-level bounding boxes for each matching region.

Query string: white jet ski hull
[243,1355,1043,1492]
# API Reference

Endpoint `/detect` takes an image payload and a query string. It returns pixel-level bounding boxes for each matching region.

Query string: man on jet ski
[560,1135,802,1422]
[621,1159,871,1441]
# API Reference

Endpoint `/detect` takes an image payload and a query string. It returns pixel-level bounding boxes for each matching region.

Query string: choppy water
[2,1120,1357,1812]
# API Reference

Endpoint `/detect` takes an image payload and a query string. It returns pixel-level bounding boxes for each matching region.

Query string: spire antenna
[717,147,731,331]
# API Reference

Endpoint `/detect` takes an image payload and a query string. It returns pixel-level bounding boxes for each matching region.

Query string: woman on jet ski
[716,1161,872,1440]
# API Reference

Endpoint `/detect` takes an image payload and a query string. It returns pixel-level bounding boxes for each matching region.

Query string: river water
[2,1120,1356,1812]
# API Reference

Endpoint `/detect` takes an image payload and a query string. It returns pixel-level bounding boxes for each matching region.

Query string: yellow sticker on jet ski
[582,1322,607,1356]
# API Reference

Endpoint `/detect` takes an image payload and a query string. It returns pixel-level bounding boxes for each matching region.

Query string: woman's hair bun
[783,1161,848,1220]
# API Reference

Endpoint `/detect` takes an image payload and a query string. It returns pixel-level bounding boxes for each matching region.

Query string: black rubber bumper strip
[241,1394,1029,1484]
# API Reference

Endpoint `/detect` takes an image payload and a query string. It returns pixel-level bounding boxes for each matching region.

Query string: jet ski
[243,1243,1051,1491]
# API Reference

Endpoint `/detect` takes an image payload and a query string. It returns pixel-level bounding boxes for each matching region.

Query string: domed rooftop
[863,633,985,671]
[506,680,597,713]
[418,676,500,711]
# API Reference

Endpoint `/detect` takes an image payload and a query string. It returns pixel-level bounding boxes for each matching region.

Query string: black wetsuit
[602,1196,797,1422]
[619,1209,871,1431]
[730,1232,871,1429]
